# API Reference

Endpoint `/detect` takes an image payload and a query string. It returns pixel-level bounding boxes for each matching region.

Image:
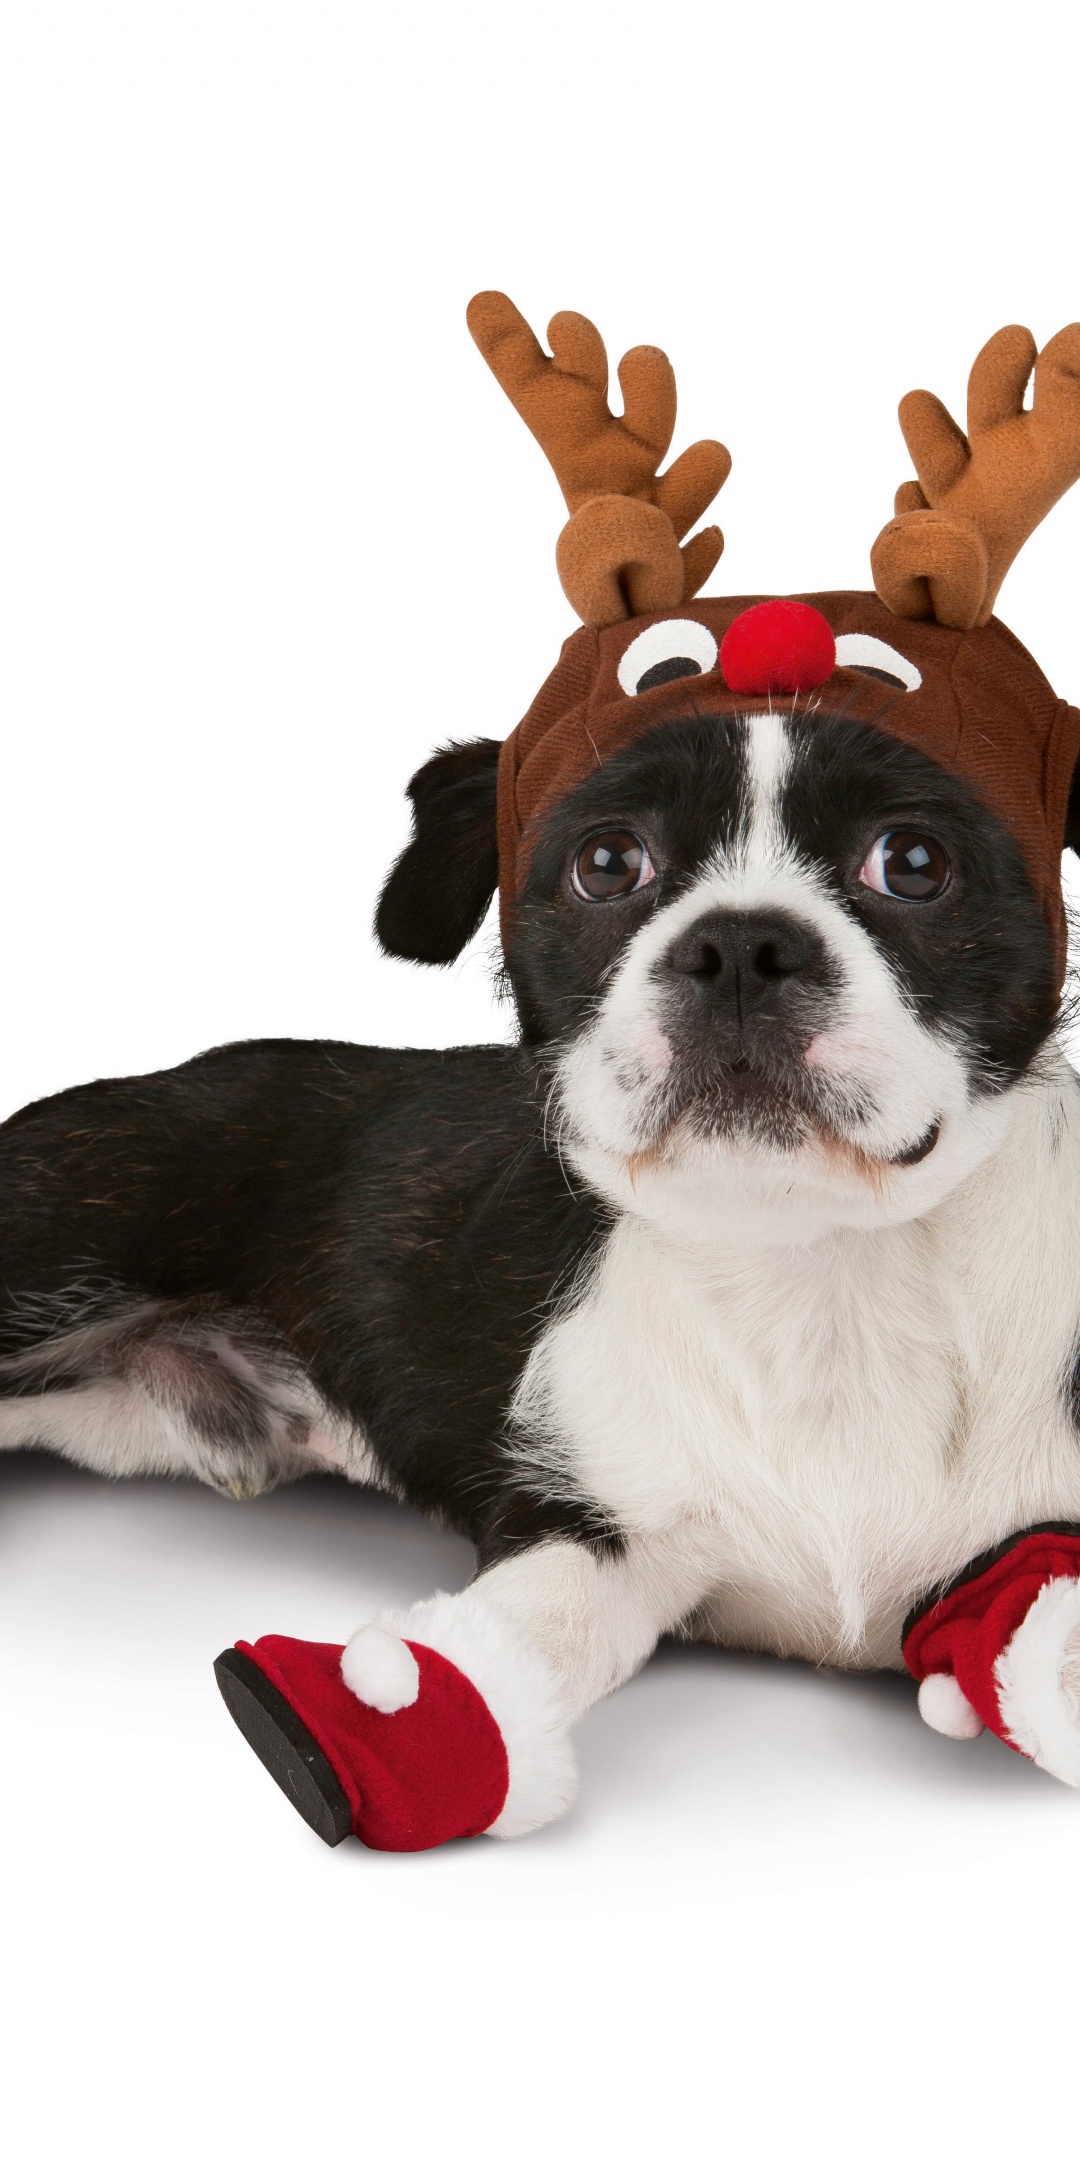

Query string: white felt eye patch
[834,633,921,693]
[617,619,719,697]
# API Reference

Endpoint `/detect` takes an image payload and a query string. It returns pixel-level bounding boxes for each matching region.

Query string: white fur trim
[340,1623,421,1713]
[917,1673,984,1740]
[995,1575,1080,1787]
[361,1590,577,1839]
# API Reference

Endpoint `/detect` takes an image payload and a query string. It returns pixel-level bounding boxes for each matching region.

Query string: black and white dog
[3,663,1080,1833]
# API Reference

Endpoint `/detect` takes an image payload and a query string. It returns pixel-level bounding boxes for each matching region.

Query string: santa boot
[215,1591,576,1851]
[903,1523,1080,1785]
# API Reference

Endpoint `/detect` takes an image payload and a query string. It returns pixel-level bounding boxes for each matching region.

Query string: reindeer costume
[203,296,1080,1848]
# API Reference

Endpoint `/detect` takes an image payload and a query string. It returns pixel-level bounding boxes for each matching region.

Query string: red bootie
[215,1592,576,1850]
[903,1523,1080,1785]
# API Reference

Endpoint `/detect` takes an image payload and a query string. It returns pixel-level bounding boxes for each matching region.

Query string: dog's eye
[859,832,951,900]
[572,831,655,901]
[617,619,719,697]
[834,633,921,693]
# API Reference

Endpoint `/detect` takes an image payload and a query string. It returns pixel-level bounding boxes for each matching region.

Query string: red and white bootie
[215,1592,576,1851]
[903,1524,1080,1785]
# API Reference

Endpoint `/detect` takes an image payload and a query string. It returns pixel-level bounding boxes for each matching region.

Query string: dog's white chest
[513,1078,1080,1669]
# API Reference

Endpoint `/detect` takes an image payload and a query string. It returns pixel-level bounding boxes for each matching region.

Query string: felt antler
[467,292,731,629]
[872,323,1080,630]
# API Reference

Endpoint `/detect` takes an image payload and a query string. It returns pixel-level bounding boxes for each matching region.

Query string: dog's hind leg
[0,1293,367,1495]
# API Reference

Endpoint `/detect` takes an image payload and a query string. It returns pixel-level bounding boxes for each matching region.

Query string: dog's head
[374,299,1080,1244]
[376,601,1078,1242]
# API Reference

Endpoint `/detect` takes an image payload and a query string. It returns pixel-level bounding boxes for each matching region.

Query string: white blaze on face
[553,713,1016,1244]
[742,709,791,857]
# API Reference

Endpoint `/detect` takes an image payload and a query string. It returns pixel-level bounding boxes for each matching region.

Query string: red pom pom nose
[719,601,836,696]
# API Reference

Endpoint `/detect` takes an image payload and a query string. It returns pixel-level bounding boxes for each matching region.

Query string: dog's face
[377,690,1064,1248]
[514,705,1060,1241]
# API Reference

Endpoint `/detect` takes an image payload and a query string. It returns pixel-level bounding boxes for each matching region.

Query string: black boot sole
[214,1647,353,1847]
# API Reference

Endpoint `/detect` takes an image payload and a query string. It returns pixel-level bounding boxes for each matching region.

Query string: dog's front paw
[905,1527,1080,1787]
[215,1590,576,1850]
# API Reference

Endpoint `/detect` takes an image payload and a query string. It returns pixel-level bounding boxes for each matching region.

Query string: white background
[1,3,1079,2152]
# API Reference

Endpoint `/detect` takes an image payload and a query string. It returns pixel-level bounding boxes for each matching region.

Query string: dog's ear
[376,738,501,964]
[1066,750,1080,858]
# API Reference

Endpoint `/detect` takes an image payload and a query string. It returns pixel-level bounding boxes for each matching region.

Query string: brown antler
[467,292,731,629]
[871,324,1080,630]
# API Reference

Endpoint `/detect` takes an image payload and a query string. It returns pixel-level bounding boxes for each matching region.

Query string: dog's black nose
[663,908,828,1015]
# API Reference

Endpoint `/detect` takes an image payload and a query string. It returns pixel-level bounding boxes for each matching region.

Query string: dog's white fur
[512,1062,1080,1670]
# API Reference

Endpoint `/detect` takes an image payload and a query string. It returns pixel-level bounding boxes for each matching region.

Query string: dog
[4,296,1080,1848]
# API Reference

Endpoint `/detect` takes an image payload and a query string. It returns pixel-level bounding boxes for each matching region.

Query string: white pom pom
[340,1622,420,1713]
[918,1672,984,1740]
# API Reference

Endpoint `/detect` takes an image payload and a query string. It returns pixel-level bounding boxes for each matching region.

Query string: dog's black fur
[0,1040,615,1561]
[0,708,1071,1567]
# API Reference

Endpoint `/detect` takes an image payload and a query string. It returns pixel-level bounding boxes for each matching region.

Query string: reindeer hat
[468,294,1080,981]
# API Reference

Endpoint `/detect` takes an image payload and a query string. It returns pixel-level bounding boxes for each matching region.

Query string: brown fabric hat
[496,592,1080,982]
[470,296,1080,984]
